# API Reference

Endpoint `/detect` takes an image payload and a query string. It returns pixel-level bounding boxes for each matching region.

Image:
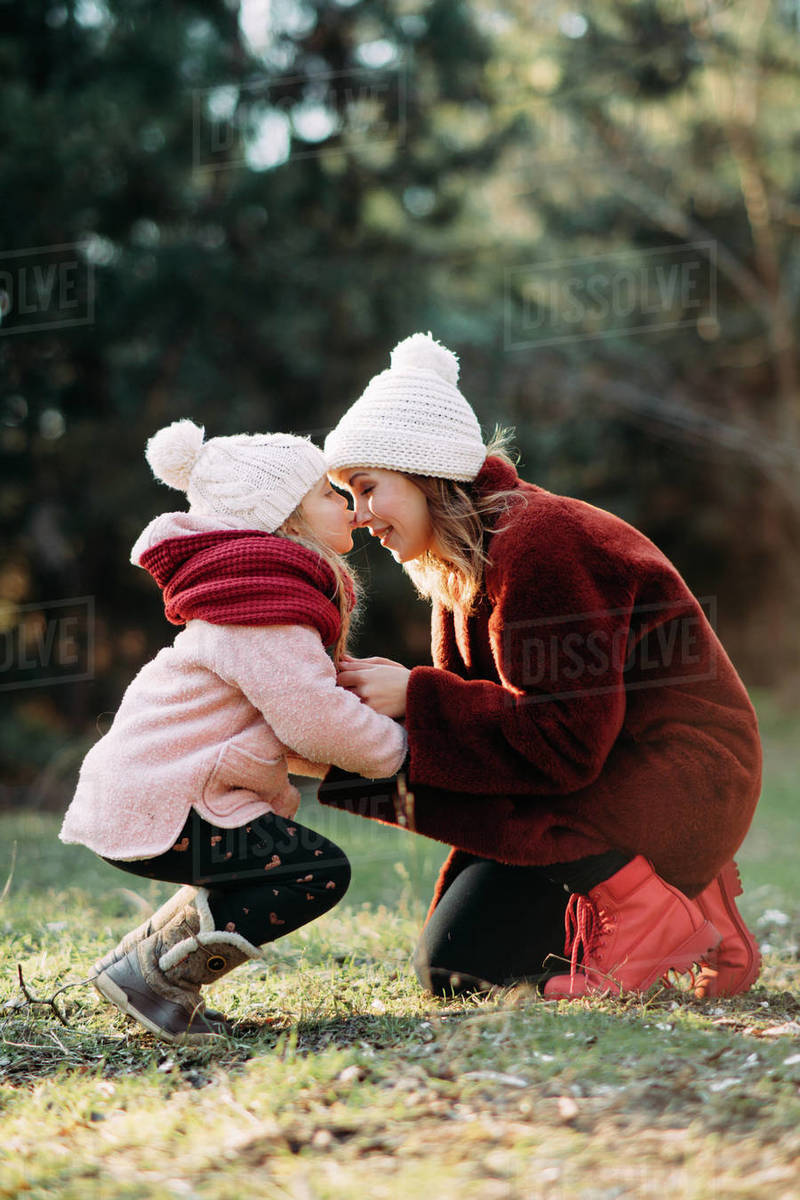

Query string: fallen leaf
[338,1065,364,1084]
[462,1070,530,1088]
[755,1022,800,1039]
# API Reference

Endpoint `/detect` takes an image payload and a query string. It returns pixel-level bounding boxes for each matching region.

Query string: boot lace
[562,893,614,980]
[560,894,703,994]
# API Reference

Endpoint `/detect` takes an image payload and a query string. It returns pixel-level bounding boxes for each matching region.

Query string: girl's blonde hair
[276,508,357,665]
[403,427,526,615]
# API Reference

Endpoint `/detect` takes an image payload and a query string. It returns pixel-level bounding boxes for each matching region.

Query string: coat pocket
[202,742,290,821]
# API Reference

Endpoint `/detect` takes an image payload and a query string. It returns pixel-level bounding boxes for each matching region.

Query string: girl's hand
[339,654,405,669]
[336,656,411,718]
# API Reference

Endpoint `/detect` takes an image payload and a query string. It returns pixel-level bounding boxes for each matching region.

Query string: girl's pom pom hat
[324,332,486,482]
[145,419,327,533]
[145,418,206,491]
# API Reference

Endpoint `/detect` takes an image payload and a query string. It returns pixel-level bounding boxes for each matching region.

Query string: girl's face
[297,476,355,554]
[332,467,437,563]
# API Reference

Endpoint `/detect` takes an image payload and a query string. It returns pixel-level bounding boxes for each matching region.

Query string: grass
[0,688,798,1199]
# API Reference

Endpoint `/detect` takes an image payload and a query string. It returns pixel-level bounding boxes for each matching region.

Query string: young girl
[60,420,407,1043]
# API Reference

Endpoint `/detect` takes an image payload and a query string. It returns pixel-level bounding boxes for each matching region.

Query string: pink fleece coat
[60,513,407,860]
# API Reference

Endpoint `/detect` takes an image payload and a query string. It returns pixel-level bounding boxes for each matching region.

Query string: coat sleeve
[209,624,407,779]
[405,521,634,795]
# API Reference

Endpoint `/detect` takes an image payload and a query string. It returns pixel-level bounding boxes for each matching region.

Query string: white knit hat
[324,332,486,482]
[144,420,326,533]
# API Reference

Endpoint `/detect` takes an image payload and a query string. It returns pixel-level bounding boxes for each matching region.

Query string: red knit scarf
[139,529,354,648]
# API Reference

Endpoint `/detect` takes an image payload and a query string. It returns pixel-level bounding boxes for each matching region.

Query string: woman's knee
[412,933,441,994]
[413,932,493,997]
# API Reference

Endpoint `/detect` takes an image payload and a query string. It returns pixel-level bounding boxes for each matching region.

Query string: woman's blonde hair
[276,508,357,665]
[403,427,526,615]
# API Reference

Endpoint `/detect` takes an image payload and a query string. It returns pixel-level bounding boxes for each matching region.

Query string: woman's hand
[336,655,411,718]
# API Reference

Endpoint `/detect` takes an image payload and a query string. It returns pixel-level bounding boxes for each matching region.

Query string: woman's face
[297,476,355,554]
[332,467,437,563]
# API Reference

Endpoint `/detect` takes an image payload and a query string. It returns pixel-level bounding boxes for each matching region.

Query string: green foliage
[2,0,800,789]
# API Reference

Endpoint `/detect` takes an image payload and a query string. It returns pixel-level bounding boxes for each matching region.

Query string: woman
[319,332,763,1000]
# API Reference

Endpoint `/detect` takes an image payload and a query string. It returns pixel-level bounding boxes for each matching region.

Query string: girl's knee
[336,855,352,897]
[317,855,351,911]
[316,836,351,891]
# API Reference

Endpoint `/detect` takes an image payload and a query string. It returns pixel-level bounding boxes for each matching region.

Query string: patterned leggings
[103,809,351,947]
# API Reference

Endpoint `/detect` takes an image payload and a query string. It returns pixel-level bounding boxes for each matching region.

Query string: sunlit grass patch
[0,692,798,1198]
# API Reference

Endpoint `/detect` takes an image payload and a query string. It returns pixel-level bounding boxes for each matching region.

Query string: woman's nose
[353,498,372,526]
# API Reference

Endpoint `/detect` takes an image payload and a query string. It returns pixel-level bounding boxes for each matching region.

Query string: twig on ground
[14,963,89,1028]
[46,1026,83,1062]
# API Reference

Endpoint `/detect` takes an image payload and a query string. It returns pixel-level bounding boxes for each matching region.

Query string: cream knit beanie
[144,420,326,533]
[324,332,487,482]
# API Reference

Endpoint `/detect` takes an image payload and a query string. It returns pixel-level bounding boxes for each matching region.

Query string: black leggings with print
[103,809,350,947]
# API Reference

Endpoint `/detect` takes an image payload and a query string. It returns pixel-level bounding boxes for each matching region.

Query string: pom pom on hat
[146,419,205,491]
[390,331,459,386]
[325,331,485,482]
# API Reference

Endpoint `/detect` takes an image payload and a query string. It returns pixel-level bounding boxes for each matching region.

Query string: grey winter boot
[91,885,199,977]
[93,888,263,1044]
[91,885,231,1027]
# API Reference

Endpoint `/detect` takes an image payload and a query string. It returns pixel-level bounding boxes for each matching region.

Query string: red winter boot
[542,856,721,999]
[692,860,761,998]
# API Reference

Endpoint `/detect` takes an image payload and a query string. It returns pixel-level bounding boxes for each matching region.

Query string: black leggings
[414,847,630,996]
[413,854,571,995]
[317,766,628,995]
[103,810,351,947]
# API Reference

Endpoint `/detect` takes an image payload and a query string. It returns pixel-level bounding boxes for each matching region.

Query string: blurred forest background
[1,0,800,809]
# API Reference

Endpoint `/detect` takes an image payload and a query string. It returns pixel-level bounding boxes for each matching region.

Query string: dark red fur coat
[318,456,762,898]
[402,456,761,899]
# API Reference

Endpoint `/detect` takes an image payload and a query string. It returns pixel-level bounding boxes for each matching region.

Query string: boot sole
[635,918,721,992]
[93,973,225,1046]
